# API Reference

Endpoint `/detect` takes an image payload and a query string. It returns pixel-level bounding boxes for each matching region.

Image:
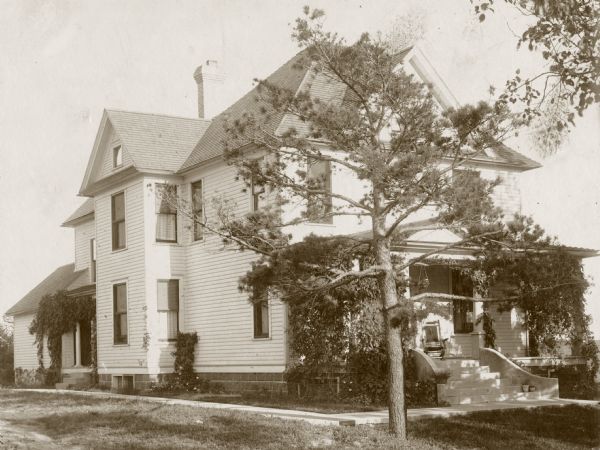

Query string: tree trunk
[374,230,407,438]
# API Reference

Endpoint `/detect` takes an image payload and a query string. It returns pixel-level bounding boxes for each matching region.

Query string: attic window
[113,145,123,168]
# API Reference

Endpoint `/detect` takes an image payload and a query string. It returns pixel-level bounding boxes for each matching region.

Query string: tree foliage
[29,291,96,385]
[0,318,14,385]
[472,215,593,357]
[216,7,515,437]
[474,0,599,134]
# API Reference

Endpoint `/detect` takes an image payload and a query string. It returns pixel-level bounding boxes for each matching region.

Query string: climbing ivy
[29,290,96,385]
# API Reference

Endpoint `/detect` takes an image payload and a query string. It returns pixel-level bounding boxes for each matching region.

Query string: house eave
[78,166,139,196]
[61,212,94,228]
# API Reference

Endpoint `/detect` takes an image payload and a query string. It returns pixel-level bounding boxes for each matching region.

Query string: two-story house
[8,46,593,398]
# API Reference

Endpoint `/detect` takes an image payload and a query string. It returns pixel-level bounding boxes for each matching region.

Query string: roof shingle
[5,264,88,316]
[106,110,210,173]
[62,198,94,227]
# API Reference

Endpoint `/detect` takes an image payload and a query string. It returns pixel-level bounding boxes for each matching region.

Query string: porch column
[470,298,485,359]
[75,322,82,367]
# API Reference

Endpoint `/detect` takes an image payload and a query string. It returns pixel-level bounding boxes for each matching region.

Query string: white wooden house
[7,47,595,399]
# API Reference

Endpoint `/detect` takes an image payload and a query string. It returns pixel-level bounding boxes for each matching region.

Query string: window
[113,144,123,168]
[253,296,269,339]
[306,159,332,224]
[157,280,179,340]
[452,269,474,334]
[111,192,126,250]
[90,238,96,283]
[251,157,266,211]
[113,283,128,344]
[191,180,203,241]
[155,184,177,243]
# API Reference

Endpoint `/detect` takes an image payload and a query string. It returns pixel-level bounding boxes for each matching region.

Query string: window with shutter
[155,184,177,243]
[157,280,179,340]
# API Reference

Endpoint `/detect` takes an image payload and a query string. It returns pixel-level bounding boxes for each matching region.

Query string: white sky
[1,0,599,335]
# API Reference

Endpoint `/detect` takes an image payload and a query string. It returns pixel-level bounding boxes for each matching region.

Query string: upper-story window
[157,279,179,340]
[191,180,203,241]
[306,159,332,224]
[155,184,177,243]
[111,192,126,250]
[113,144,123,168]
[90,238,96,283]
[251,157,267,211]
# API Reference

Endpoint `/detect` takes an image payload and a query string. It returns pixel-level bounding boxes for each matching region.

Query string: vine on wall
[29,290,97,385]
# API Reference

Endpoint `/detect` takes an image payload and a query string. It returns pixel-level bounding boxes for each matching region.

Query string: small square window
[113,145,123,168]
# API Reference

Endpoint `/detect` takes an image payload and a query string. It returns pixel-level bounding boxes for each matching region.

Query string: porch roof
[5,263,90,316]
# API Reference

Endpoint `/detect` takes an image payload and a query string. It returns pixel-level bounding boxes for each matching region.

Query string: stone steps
[436,358,543,406]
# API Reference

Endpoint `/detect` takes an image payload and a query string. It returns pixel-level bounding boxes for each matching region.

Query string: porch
[58,319,94,387]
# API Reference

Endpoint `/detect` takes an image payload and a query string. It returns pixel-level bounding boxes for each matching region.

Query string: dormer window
[113,144,123,168]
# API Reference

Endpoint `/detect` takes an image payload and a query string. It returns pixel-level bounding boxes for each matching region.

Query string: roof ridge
[106,108,211,124]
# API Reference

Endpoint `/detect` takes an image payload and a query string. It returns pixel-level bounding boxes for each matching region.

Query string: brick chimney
[193,60,224,119]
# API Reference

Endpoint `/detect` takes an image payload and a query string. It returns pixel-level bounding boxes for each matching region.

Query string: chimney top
[193,60,224,119]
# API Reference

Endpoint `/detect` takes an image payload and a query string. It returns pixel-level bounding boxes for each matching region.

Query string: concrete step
[448,371,500,382]
[455,390,543,405]
[445,377,512,389]
[438,359,480,369]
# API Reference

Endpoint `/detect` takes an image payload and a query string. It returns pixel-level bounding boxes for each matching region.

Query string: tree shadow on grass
[9,408,330,450]
[409,405,600,450]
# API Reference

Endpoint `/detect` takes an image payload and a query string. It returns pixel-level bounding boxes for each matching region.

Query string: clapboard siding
[480,167,521,216]
[13,314,49,369]
[74,219,95,272]
[182,161,287,371]
[490,304,528,357]
[94,122,135,182]
[95,179,147,370]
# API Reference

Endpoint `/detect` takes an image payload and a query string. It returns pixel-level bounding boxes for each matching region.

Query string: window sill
[158,339,177,343]
[111,247,128,254]
[113,343,129,347]
[253,336,271,341]
[154,241,180,246]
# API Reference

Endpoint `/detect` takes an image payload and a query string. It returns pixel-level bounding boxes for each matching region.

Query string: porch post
[470,298,485,359]
[75,322,82,367]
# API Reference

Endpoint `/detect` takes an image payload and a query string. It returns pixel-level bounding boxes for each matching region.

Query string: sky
[1,0,599,335]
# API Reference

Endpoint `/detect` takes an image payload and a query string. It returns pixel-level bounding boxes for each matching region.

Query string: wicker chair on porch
[422,320,447,358]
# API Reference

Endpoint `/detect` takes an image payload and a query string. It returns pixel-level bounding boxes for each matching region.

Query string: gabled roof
[106,110,210,172]
[79,110,210,195]
[179,51,310,172]
[62,198,94,227]
[179,47,540,173]
[5,264,88,316]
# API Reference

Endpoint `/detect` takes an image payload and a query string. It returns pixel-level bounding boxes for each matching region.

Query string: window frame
[155,183,178,244]
[157,279,180,341]
[191,180,204,241]
[113,144,123,168]
[90,238,96,283]
[253,295,270,339]
[111,191,126,251]
[112,282,128,345]
[306,158,333,224]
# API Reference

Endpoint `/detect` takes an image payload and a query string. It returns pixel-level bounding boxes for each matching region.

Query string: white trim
[189,177,206,243]
[110,189,127,252]
[156,277,183,339]
[111,279,130,346]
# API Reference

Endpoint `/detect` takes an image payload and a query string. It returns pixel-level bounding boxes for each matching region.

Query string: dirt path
[0,418,76,449]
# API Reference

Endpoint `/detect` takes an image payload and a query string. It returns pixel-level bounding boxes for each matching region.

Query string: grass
[0,389,598,449]
[144,390,384,414]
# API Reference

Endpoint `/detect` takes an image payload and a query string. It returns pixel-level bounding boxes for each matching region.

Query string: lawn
[0,390,598,449]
